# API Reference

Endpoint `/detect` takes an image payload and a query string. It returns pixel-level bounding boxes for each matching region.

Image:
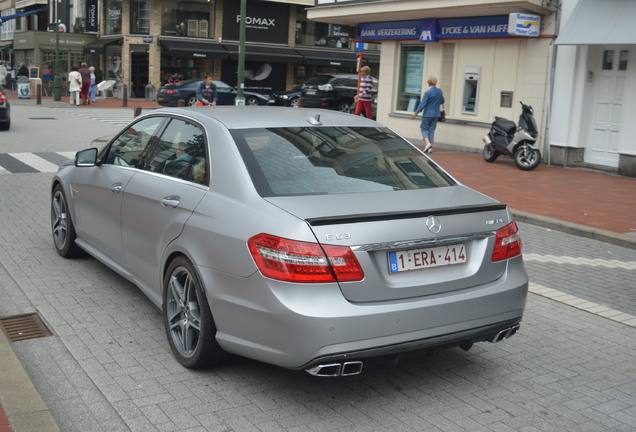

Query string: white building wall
[379,37,552,153]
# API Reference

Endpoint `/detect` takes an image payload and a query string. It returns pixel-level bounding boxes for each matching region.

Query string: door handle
[161,196,180,208]
[109,184,123,193]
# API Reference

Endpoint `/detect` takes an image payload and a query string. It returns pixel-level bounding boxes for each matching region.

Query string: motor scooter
[482,101,542,171]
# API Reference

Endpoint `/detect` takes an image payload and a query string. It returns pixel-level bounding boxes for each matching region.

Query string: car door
[213,80,235,105]
[120,117,209,292]
[71,116,165,263]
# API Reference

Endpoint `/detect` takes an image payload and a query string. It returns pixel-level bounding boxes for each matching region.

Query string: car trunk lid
[265,186,512,303]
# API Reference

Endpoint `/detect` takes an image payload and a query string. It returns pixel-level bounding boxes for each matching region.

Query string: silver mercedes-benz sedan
[51,106,528,376]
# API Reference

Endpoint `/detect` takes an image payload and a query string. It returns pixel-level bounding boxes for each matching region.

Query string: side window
[104,117,164,167]
[147,118,208,184]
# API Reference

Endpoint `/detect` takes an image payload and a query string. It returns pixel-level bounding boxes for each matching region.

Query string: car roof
[149,106,381,130]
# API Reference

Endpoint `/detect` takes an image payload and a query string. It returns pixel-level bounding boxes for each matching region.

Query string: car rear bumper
[200,257,529,369]
[0,106,9,122]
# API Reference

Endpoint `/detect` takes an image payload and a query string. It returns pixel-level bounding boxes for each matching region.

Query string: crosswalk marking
[11,152,61,173]
[0,151,74,174]
[52,107,144,125]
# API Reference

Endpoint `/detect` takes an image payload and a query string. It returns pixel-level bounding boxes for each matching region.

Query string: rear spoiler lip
[305,203,508,226]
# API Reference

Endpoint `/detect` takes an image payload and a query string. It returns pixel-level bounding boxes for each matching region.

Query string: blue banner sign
[358,19,437,41]
[437,16,509,39]
[357,15,536,41]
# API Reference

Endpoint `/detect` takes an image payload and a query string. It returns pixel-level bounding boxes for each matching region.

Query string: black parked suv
[300,74,377,113]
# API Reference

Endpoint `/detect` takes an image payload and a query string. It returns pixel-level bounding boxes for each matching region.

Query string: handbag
[438,105,446,122]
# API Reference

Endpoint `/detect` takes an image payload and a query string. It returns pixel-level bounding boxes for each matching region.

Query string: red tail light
[248,234,364,283]
[492,221,522,262]
[166,89,175,95]
[0,90,6,102]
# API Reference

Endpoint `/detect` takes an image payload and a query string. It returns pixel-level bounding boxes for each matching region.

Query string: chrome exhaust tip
[489,324,520,343]
[306,361,364,377]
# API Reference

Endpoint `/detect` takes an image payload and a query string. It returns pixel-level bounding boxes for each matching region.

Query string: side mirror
[75,148,98,167]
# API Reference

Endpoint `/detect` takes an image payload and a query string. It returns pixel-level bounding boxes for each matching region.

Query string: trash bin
[145,83,156,101]
[114,81,125,99]
[18,76,31,99]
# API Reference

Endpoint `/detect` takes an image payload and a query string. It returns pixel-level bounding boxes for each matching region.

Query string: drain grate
[0,313,53,342]
[28,117,58,120]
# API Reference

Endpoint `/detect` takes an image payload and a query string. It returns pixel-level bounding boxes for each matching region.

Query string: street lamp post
[235,0,246,105]
[53,0,61,101]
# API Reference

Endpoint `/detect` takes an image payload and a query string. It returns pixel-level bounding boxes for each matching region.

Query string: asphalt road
[1,105,635,431]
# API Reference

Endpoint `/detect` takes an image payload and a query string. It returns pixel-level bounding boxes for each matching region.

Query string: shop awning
[159,39,230,60]
[83,37,122,54]
[223,44,303,64]
[294,48,359,67]
[556,0,636,45]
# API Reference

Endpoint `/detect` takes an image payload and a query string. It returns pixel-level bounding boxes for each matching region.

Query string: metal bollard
[37,84,42,105]
[122,84,128,107]
[134,106,142,117]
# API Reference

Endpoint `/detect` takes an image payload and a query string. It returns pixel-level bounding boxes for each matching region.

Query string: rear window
[304,75,333,86]
[233,127,455,197]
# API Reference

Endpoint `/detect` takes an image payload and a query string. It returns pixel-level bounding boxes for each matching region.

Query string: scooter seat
[492,117,516,136]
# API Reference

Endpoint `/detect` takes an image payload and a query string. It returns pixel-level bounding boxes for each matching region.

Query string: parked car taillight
[166,89,175,95]
[248,233,364,283]
[491,221,522,262]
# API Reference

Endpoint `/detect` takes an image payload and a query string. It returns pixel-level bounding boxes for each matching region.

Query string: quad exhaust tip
[306,361,363,377]
[489,324,520,343]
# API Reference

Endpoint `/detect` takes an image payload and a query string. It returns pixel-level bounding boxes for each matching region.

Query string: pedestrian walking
[88,66,97,103]
[410,76,445,153]
[354,66,374,119]
[68,66,82,106]
[78,63,91,104]
[0,60,7,86]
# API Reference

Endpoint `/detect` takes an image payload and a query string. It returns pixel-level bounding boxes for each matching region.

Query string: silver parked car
[51,107,528,376]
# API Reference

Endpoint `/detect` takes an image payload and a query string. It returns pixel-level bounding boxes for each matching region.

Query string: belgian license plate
[388,244,467,273]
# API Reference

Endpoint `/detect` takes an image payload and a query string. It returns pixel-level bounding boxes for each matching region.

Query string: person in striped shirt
[354,66,374,119]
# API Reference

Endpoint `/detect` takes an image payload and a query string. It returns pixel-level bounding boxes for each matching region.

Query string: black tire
[513,144,542,171]
[51,184,83,258]
[336,100,353,113]
[0,120,9,131]
[482,144,499,163]
[186,95,198,106]
[163,256,228,369]
[245,96,260,106]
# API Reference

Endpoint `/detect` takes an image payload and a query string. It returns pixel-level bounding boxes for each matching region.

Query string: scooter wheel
[483,145,499,163]
[514,146,542,171]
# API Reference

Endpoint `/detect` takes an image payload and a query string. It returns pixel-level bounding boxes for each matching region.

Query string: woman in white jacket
[68,66,82,106]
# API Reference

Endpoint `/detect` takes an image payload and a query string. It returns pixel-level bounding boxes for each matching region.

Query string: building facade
[3,0,379,96]
[308,0,636,176]
[308,0,556,157]
[84,0,379,97]
[550,0,636,176]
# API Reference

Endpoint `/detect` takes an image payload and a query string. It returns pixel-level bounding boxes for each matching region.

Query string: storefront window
[159,46,210,84]
[131,0,150,34]
[105,0,123,34]
[105,44,123,81]
[295,9,349,49]
[396,45,425,112]
[161,0,214,38]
